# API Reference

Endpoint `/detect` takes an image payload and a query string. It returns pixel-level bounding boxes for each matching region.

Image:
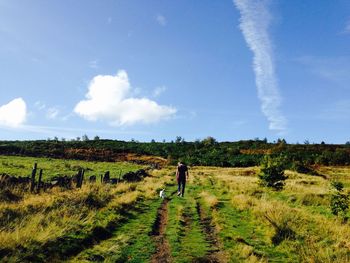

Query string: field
[1,155,350,262]
[0,155,142,180]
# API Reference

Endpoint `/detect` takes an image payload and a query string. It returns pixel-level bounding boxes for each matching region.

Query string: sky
[0,0,349,143]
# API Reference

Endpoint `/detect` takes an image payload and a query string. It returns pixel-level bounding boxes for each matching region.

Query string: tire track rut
[151,191,176,263]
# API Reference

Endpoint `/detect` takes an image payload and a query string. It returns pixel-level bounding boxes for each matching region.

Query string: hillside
[0,139,350,167]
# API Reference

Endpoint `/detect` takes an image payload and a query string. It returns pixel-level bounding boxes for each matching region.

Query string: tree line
[0,137,349,167]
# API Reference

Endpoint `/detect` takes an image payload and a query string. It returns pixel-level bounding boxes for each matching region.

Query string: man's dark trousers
[178,176,186,196]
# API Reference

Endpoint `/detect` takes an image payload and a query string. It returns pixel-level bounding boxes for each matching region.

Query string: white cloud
[153,86,167,97]
[233,0,287,133]
[0,98,27,127]
[46,107,60,119]
[74,70,176,126]
[156,14,167,26]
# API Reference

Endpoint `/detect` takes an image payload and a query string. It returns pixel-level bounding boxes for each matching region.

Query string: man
[176,161,188,197]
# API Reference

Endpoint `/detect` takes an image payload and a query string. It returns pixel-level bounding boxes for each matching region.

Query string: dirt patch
[196,201,226,263]
[151,199,172,263]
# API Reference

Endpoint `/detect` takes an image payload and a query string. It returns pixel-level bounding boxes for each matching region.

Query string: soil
[151,199,172,263]
[196,201,226,263]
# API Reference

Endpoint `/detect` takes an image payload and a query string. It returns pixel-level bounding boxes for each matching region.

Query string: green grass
[0,155,141,180]
[72,198,162,262]
[0,165,174,262]
[3,162,350,262]
[196,175,294,262]
[166,185,211,262]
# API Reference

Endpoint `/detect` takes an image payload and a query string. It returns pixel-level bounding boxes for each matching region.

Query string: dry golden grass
[191,165,350,262]
[0,171,174,259]
[199,191,219,208]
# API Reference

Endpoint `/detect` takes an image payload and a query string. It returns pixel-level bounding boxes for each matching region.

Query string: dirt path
[195,201,224,263]
[151,197,172,263]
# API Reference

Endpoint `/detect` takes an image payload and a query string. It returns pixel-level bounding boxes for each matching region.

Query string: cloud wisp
[233,0,287,133]
[152,86,167,98]
[0,98,27,127]
[156,14,167,26]
[74,70,176,126]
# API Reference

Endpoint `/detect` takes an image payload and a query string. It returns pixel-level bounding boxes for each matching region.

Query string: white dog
[159,189,166,199]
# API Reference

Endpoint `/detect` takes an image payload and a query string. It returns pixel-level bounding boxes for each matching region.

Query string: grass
[0,159,173,262]
[71,199,162,262]
[0,155,141,180]
[166,187,211,262]
[195,165,350,262]
[2,156,350,262]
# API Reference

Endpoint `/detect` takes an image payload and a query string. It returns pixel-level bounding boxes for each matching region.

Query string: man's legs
[181,179,186,197]
[177,180,181,195]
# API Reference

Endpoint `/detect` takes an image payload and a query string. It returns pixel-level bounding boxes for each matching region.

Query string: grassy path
[71,198,162,262]
[192,171,294,262]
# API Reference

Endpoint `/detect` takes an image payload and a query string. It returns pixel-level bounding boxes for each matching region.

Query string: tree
[175,136,184,143]
[201,136,217,146]
[94,135,100,141]
[259,155,287,190]
[277,138,287,144]
[82,134,89,141]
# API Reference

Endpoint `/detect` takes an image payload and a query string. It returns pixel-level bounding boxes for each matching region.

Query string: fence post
[37,169,43,193]
[76,169,84,188]
[103,171,110,183]
[76,169,81,188]
[80,169,84,187]
[30,163,37,192]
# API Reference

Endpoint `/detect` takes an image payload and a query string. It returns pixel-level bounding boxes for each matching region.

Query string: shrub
[292,161,317,175]
[331,181,344,192]
[258,156,287,190]
[330,181,349,218]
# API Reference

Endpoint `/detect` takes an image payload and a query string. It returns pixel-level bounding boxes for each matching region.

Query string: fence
[0,162,150,193]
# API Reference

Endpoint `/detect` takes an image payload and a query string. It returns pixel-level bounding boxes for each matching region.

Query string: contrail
[233,0,287,133]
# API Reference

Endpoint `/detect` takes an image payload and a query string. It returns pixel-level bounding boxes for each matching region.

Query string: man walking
[176,162,188,197]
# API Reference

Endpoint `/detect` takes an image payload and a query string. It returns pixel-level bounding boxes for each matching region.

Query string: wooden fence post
[103,171,110,183]
[37,169,43,193]
[30,163,37,192]
[76,169,84,188]
[76,169,81,188]
[80,169,84,187]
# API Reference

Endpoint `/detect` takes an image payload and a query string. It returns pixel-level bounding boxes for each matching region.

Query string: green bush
[292,161,316,175]
[330,181,349,218]
[259,156,287,190]
[331,181,344,192]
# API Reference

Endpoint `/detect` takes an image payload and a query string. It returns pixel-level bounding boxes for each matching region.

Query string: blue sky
[0,0,349,143]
